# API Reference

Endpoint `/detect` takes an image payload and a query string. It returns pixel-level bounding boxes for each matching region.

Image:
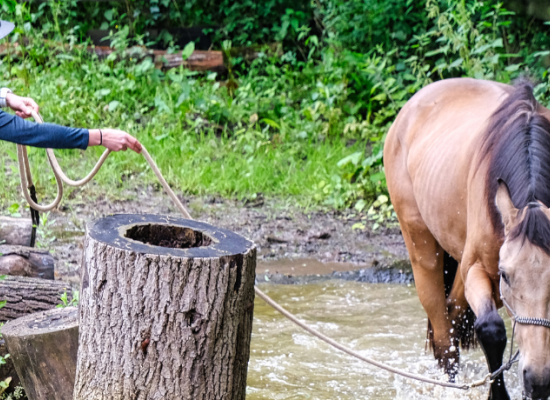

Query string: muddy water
[257,258,362,275]
[248,281,522,399]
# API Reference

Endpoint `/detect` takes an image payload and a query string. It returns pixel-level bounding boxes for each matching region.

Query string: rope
[17,111,511,392]
[254,287,492,390]
[17,111,191,219]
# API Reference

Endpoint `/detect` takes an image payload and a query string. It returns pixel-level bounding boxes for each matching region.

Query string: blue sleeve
[0,110,89,150]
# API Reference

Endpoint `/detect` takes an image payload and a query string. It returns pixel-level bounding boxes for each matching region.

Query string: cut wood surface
[0,276,71,321]
[3,307,79,400]
[74,214,256,400]
[0,245,54,280]
[0,217,32,247]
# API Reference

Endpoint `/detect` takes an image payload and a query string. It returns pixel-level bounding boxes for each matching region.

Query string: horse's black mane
[481,79,550,254]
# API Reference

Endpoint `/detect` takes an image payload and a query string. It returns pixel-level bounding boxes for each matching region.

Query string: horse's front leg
[466,264,510,400]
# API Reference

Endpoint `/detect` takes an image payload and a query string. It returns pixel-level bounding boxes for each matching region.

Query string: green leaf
[104,9,114,21]
[448,58,463,69]
[337,152,363,167]
[0,0,15,13]
[261,118,281,129]
[181,41,195,61]
[154,133,170,141]
[355,199,367,212]
[505,64,520,72]
[492,38,504,48]
[108,100,120,112]
[95,88,111,99]
[425,48,445,57]
[0,301,7,310]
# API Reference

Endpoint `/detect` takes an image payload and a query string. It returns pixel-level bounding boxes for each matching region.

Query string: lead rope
[18,112,191,219]
[18,112,509,391]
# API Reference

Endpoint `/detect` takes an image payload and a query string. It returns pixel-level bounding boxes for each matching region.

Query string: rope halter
[501,296,550,329]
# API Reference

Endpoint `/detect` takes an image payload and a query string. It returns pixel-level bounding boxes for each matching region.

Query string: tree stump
[2,307,79,400]
[74,214,256,400]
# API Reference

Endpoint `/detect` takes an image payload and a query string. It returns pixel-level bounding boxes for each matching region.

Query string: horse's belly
[408,131,474,260]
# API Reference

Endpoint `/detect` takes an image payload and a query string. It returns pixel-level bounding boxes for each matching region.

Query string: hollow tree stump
[2,307,79,400]
[74,214,256,400]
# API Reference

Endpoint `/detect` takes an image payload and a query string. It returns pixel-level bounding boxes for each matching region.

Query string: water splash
[248,281,521,400]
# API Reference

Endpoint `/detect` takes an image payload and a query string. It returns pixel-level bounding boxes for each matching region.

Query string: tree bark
[74,214,256,400]
[0,245,55,280]
[0,217,32,247]
[0,276,72,321]
[2,307,79,400]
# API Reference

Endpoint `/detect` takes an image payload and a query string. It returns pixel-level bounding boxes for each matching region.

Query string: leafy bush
[1,0,550,226]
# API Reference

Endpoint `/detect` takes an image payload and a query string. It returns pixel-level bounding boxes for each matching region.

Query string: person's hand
[88,128,142,153]
[5,92,39,119]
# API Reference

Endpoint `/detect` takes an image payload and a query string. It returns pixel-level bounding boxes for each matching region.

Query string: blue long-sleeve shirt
[0,110,89,149]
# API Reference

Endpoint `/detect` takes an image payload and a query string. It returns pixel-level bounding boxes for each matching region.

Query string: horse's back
[384,78,511,260]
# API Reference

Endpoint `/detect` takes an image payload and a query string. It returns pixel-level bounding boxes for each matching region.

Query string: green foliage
[1,0,550,231]
[56,290,79,308]
[1,386,26,400]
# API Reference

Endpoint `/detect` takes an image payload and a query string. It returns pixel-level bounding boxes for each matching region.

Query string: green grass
[0,51,365,209]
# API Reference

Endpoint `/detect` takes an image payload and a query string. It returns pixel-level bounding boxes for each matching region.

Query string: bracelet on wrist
[99,129,103,146]
[0,88,12,109]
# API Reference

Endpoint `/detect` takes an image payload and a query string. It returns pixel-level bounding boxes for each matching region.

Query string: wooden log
[0,217,32,247]
[0,276,72,322]
[2,307,79,400]
[74,214,256,400]
[0,245,55,280]
[0,41,226,72]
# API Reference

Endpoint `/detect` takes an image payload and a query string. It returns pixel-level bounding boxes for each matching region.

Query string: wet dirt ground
[40,184,410,286]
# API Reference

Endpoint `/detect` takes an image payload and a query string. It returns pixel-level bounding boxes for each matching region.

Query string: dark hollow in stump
[0,276,72,322]
[2,307,79,400]
[74,214,256,400]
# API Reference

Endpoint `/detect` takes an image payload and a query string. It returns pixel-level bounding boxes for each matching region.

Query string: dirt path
[38,184,410,286]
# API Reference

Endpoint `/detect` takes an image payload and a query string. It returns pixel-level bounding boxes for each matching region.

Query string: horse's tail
[426,252,477,353]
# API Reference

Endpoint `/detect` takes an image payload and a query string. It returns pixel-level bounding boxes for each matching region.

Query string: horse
[384,77,550,400]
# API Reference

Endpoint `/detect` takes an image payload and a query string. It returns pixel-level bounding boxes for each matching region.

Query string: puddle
[257,258,364,275]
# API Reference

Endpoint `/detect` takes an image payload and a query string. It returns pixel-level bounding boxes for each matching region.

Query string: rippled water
[247,281,522,399]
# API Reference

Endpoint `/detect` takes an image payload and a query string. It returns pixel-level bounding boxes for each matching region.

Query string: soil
[39,183,411,287]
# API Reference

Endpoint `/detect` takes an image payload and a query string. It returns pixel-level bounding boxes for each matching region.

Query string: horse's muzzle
[523,366,550,399]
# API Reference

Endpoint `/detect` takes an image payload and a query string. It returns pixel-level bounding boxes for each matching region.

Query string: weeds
[0,1,549,229]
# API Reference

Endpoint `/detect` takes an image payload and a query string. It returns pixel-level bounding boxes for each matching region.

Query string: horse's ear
[495,180,518,235]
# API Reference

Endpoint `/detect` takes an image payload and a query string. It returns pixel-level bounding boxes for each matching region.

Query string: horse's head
[496,182,550,399]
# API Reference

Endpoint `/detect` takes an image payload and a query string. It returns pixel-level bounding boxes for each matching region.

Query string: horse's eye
[499,271,510,285]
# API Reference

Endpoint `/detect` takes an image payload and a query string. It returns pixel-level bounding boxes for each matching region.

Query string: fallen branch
[0,276,71,321]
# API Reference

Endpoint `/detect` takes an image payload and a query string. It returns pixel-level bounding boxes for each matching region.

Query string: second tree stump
[74,214,256,400]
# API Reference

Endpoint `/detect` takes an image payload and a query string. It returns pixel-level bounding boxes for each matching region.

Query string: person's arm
[0,90,141,153]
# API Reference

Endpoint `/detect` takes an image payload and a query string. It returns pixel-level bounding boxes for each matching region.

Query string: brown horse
[384,78,550,400]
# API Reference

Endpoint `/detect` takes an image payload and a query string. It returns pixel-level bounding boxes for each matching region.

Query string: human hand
[88,128,142,153]
[5,93,39,119]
